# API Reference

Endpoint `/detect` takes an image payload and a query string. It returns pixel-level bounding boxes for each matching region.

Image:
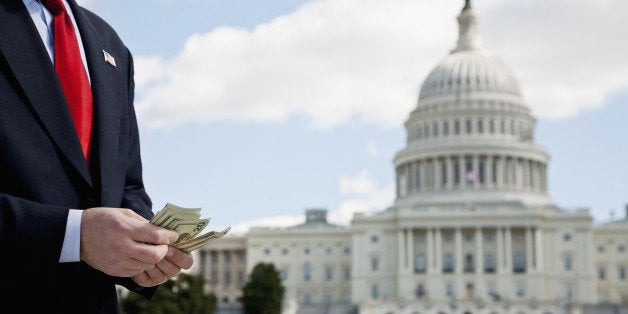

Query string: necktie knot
[42,0,66,16]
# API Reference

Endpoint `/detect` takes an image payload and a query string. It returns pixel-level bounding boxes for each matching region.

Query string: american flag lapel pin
[102,50,116,67]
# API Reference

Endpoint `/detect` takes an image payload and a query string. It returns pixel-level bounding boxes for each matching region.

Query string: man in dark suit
[0,0,193,312]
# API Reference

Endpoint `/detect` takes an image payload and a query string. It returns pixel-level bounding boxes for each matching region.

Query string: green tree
[120,272,217,314]
[241,262,285,314]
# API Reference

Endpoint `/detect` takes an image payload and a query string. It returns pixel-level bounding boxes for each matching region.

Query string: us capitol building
[190,1,628,313]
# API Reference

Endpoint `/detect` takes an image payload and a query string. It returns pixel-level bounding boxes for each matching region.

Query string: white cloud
[330,170,395,225]
[132,0,628,129]
[339,169,376,195]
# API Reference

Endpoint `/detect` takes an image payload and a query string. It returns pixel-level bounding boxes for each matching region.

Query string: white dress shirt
[22,0,91,263]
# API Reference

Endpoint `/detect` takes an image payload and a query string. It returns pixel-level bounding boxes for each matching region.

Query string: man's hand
[131,247,194,287]
[80,207,179,277]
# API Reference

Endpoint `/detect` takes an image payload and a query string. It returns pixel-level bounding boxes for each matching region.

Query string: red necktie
[43,0,93,166]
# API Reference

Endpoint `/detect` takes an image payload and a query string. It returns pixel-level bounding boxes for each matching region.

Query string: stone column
[525,227,533,272]
[486,155,494,188]
[409,162,416,192]
[397,229,405,272]
[534,227,543,271]
[447,156,454,190]
[515,159,523,189]
[455,227,464,298]
[406,228,413,272]
[435,228,443,272]
[505,227,513,273]
[473,155,480,188]
[475,228,484,274]
[496,227,504,273]
[426,228,434,273]
[420,160,427,191]
[458,155,466,188]
[455,228,463,274]
[433,158,441,190]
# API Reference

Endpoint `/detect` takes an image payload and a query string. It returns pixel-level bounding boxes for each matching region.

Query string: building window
[371,285,380,300]
[484,253,495,273]
[464,233,474,242]
[303,292,311,304]
[281,268,289,281]
[344,267,351,280]
[416,234,425,243]
[326,247,333,255]
[263,248,271,256]
[238,271,244,287]
[344,247,351,255]
[441,161,448,187]
[415,253,427,273]
[303,262,312,282]
[464,253,474,273]
[416,283,426,299]
[371,257,379,271]
[425,124,430,138]
[325,266,333,281]
[454,119,460,135]
[282,248,289,255]
[516,282,525,298]
[433,122,439,137]
[444,233,453,242]
[619,245,626,253]
[565,284,574,300]
[599,267,606,280]
[513,252,526,273]
[304,247,310,255]
[564,256,572,271]
[477,118,484,133]
[443,121,449,136]
[598,246,605,253]
[620,266,626,280]
[224,271,231,287]
[489,119,495,133]
[371,235,379,243]
[466,119,472,134]
[487,282,498,301]
[484,233,494,242]
[454,162,460,184]
[563,233,571,241]
[224,251,231,262]
[325,293,333,305]
[446,282,454,297]
[444,253,454,273]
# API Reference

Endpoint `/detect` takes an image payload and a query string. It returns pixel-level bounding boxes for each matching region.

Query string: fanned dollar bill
[150,203,230,252]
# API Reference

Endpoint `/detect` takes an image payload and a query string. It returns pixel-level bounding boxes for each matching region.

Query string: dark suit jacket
[0,0,156,312]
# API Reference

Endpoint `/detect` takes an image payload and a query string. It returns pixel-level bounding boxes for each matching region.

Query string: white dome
[419,49,521,100]
[418,4,521,101]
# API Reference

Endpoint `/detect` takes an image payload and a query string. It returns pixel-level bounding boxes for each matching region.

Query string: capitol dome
[392,0,552,208]
[419,1,521,100]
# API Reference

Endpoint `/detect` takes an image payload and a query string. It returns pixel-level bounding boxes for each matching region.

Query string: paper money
[150,203,230,252]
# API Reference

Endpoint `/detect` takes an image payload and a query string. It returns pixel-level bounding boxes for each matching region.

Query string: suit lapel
[0,0,92,186]
[68,0,122,202]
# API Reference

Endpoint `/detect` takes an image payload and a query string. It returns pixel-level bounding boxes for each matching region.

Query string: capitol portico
[194,1,628,313]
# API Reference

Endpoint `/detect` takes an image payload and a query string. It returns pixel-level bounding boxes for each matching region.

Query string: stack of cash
[149,203,231,253]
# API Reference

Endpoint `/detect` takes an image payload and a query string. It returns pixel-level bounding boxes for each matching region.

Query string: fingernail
[167,247,174,257]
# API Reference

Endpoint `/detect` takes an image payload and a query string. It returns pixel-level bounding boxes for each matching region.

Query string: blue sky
[80,0,628,233]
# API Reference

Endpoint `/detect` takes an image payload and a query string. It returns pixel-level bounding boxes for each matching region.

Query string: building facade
[194,1,628,313]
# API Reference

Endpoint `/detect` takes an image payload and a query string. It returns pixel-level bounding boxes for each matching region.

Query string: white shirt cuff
[59,209,83,263]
